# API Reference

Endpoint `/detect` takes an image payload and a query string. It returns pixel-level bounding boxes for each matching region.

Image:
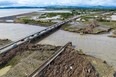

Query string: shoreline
[0,43,115,77]
[0,12,38,23]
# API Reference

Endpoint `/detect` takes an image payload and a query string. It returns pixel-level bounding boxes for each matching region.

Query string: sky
[0,0,115,7]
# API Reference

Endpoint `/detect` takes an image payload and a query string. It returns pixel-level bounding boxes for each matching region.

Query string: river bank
[14,17,113,35]
[12,11,115,35]
[0,43,115,77]
[62,21,112,35]
[108,30,116,38]
[38,29,116,70]
[0,44,60,77]
[0,39,11,47]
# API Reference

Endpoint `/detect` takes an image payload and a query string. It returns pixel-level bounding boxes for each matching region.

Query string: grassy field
[15,18,56,26]
[40,13,73,19]
[15,12,74,26]
[99,21,116,29]
[83,21,116,29]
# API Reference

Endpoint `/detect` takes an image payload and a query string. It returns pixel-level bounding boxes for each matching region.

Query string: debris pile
[34,43,115,77]
[64,20,111,34]
[0,39,11,47]
[0,43,115,77]
[82,20,99,33]
[36,44,99,77]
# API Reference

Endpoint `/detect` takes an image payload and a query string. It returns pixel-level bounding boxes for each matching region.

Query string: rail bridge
[0,15,81,54]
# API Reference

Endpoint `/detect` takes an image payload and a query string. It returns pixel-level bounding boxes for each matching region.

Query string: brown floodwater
[38,30,116,70]
[0,23,45,41]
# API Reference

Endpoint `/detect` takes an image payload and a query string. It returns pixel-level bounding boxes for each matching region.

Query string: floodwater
[38,30,116,70]
[0,23,45,41]
[111,15,116,21]
[36,10,71,13]
[0,9,116,71]
[0,9,44,17]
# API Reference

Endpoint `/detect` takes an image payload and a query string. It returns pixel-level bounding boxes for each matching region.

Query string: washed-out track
[29,42,72,77]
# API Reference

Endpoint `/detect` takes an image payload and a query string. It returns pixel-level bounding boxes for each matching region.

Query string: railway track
[29,42,72,77]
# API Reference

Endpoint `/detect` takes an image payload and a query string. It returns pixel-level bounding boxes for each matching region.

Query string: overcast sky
[0,0,115,7]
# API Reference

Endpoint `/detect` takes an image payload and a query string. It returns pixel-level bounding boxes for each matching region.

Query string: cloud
[0,1,14,6]
[0,0,115,6]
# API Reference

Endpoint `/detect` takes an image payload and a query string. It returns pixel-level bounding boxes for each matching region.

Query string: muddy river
[38,30,116,70]
[0,23,116,70]
[0,23,45,41]
[0,9,116,71]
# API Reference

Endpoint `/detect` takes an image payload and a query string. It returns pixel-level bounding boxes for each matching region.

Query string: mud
[64,21,111,34]
[0,39,11,47]
[0,43,115,77]
[0,44,60,77]
[34,44,115,77]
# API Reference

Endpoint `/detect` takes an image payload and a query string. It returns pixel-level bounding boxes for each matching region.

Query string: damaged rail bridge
[0,15,81,66]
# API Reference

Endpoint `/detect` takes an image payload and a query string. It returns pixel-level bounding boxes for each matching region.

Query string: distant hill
[0,6,41,9]
[0,5,116,9]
